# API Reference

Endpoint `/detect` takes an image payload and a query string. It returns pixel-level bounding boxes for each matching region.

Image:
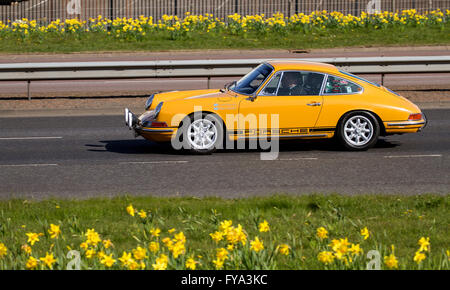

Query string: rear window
[324,75,362,94]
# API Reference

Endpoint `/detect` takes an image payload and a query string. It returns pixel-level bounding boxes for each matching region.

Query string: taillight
[408,113,422,121]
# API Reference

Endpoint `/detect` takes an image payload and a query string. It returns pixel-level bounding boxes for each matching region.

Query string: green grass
[0,26,449,53]
[0,194,448,269]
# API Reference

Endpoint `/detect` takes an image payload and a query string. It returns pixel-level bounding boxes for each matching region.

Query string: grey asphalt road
[0,109,448,199]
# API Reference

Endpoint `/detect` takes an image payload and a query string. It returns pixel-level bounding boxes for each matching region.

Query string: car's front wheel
[337,111,380,151]
[178,113,224,154]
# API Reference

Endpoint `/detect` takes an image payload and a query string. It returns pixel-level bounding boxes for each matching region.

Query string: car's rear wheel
[179,113,224,154]
[337,111,380,151]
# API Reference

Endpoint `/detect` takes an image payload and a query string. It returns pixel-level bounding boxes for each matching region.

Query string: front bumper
[124,108,175,141]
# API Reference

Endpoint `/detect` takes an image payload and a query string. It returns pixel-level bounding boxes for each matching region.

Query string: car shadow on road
[89,137,400,155]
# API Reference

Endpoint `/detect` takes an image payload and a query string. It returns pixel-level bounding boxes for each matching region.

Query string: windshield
[230,63,273,95]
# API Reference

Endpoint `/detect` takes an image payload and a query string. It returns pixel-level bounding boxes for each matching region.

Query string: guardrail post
[381,73,385,86]
[27,80,31,100]
[207,76,211,89]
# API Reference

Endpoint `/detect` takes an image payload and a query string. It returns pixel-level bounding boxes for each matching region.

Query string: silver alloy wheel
[187,119,218,150]
[343,115,374,146]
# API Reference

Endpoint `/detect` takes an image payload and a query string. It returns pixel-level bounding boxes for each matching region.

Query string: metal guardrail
[0,56,449,99]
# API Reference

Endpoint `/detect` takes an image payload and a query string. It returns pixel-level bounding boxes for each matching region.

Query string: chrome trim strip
[387,121,426,127]
[241,134,328,139]
[319,74,328,96]
[277,134,328,138]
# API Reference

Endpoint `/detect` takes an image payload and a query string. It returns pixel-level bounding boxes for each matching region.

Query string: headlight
[154,102,163,119]
[145,94,155,110]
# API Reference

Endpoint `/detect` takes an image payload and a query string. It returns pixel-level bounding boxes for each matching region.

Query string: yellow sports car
[125,60,426,153]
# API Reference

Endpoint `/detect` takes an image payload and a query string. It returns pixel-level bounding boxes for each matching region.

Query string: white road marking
[384,154,442,158]
[0,164,58,167]
[120,161,188,164]
[278,157,318,161]
[0,137,63,140]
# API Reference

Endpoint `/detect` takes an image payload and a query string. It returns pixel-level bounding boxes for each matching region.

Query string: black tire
[336,111,380,151]
[175,113,224,155]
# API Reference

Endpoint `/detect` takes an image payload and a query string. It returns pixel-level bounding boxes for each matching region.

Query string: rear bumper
[384,117,427,134]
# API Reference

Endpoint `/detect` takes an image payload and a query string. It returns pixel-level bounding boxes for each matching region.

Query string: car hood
[151,89,227,106]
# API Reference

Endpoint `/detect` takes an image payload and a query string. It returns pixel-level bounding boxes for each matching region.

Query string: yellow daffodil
[26,232,43,246]
[149,241,160,253]
[152,254,168,270]
[210,231,223,243]
[80,242,89,250]
[132,246,148,260]
[102,239,113,249]
[277,244,290,256]
[150,228,161,237]
[318,251,335,265]
[316,227,328,239]
[40,252,57,269]
[21,244,32,255]
[418,237,430,252]
[0,243,7,258]
[174,232,186,243]
[414,251,426,264]
[118,251,134,268]
[212,258,225,269]
[171,241,186,258]
[384,253,398,269]
[85,229,101,246]
[138,210,147,218]
[360,227,370,240]
[250,237,264,252]
[258,220,270,232]
[185,257,197,270]
[85,248,96,259]
[126,204,135,216]
[26,256,38,269]
[349,244,363,256]
[48,224,61,239]
[219,220,233,233]
[100,253,116,267]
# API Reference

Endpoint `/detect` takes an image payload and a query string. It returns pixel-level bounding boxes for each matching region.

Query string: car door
[238,70,325,137]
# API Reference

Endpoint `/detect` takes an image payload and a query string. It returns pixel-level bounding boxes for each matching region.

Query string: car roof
[266,60,339,74]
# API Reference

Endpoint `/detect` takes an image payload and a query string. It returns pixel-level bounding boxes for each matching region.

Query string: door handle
[307,102,321,106]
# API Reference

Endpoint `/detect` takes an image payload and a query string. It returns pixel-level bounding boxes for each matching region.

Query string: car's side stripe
[228,127,335,136]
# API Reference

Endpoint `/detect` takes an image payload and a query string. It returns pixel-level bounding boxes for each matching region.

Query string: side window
[260,72,282,96]
[324,75,362,94]
[302,72,325,96]
[277,71,324,96]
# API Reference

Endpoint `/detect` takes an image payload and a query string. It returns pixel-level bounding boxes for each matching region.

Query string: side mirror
[247,92,257,102]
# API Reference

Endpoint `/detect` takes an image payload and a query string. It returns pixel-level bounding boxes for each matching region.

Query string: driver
[277,72,304,96]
